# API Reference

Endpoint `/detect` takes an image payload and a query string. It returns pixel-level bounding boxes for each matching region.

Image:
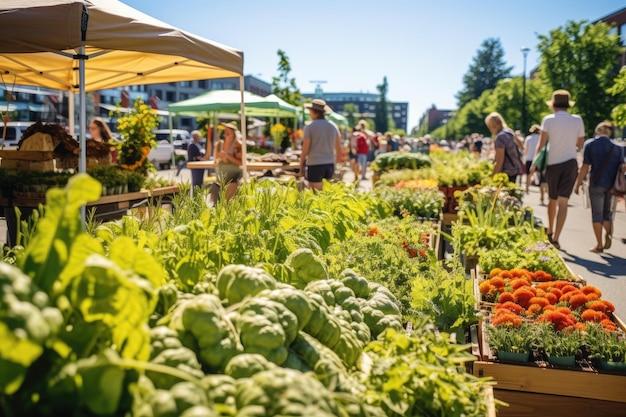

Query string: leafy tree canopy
[374,76,389,133]
[456,38,512,108]
[271,49,302,107]
[537,20,622,135]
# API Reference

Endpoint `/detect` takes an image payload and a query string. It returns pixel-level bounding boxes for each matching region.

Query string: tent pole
[169,111,175,169]
[239,76,248,181]
[78,46,87,224]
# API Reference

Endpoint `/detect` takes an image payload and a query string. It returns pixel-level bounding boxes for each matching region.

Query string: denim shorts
[588,184,613,223]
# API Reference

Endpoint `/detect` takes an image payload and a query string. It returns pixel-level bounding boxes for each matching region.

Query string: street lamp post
[521,47,530,134]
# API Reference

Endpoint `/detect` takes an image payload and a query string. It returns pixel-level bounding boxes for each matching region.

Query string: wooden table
[3,185,180,246]
[187,160,300,174]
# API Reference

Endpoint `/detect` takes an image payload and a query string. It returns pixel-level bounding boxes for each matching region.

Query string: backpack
[356,134,369,154]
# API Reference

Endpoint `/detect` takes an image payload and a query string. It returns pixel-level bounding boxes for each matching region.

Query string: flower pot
[547,355,576,367]
[598,359,626,373]
[497,351,529,363]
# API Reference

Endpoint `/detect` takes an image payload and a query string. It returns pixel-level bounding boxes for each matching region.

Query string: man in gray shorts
[533,90,585,250]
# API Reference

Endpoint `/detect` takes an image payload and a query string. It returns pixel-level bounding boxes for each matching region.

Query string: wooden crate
[473,361,626,417]
[0,150,54,171]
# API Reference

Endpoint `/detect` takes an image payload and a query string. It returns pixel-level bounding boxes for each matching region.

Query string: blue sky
[123,1,624,131]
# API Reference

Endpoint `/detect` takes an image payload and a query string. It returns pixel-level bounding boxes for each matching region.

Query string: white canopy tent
[0,0,245,176]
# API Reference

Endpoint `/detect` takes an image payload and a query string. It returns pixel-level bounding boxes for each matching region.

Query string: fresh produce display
[0,174,496,416]
[370,151,431,172]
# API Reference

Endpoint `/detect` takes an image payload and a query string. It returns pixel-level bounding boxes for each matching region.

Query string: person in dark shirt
[187,129,211,189]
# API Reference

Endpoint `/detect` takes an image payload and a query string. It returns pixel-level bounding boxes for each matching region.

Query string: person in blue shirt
[574,121,624,253]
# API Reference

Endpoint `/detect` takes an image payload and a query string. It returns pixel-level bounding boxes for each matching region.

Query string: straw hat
[220,121,239,131]
[546,89,575,108]
[304,98,332,114]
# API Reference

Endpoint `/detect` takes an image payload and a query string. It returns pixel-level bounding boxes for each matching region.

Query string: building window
[198,80,207,89]
[621,23,626,45]
[166,91,176,101]
[153,89,162,99]
[180,81,192,88]
[179,93,189,101]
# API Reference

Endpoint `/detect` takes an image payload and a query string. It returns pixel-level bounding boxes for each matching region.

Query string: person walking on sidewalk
[574,121,623,253]
[299,99,342,190]
[534,90,585,250]
[523,124,541,193]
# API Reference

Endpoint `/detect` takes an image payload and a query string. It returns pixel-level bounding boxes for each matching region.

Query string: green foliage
[584,323,626,362]
[374,76,390,133]
[115,97,162,174]
[608,66,626,128]
[487,322,541,355]
[372,186,445,219]
[370,151,431,172]
[456,38,512,108]
[271,49,302,107]
[323,217,438,319]
[363,325,493,417]
[411,259,477,332]
[537,20,622,136]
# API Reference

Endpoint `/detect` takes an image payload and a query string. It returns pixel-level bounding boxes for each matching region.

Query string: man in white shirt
[534,90,585,250]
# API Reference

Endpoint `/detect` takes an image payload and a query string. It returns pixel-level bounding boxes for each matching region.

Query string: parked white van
[0,122,35,149]
[149,129,190,169]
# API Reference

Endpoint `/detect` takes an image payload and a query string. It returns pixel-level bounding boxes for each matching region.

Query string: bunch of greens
[362,321,495,417]
[370,151,431,172]
[372,186,445,219]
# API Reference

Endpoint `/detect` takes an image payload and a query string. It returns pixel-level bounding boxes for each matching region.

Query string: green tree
[456,38,512,108]
[608,67,626,130]
[374,76,389,133]
[342,103,359,127]
[271,49,302,107]
[537,20,622,135]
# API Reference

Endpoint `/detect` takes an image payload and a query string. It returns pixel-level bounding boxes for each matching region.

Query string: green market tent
[168,89,297,118]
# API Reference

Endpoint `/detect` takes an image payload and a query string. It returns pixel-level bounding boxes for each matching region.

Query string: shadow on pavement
[561,251,625,280]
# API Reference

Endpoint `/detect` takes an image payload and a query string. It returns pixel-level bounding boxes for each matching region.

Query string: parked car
[149,129,191,169]
[153,129,191,150]
[0,121,35,148]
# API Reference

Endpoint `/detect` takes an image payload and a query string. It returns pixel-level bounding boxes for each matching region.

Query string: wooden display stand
[473,361,626,417]
[0,150,55,171]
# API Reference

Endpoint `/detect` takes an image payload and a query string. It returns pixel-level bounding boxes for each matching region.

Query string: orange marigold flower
[568,293,589,311]
[526,304,543,316]
[560,284,578,294]
[513,287,535,308]
[488,268,503,278]
[510,278,531,290]
[580,285,602,297]
[500,270,513,279]
[479,281,495,295]
[532,270,553,282]
[581,309,602,322]
[489,276,506,289]
[601,319,617,332]
[496,301,524,315]
[544,292,558,305]
[497,292,515,304]
[588,300,615,313]
[550,288,563,300]
[556,306,573,316]
[551,280,572,290]
[543,305,557,311]
[528,297,550,308]
[491,311,523,327]
[574,322,588,331]
[586,293,600,303]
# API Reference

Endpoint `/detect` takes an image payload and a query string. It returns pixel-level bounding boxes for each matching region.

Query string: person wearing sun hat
[210,121,243,202]
[299,99,342,190]
[533,89,585,250]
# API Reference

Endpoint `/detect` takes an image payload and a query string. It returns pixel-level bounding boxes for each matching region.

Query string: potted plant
[584,323,626,372]
[487,322,539,362]
[536,323,583,367]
